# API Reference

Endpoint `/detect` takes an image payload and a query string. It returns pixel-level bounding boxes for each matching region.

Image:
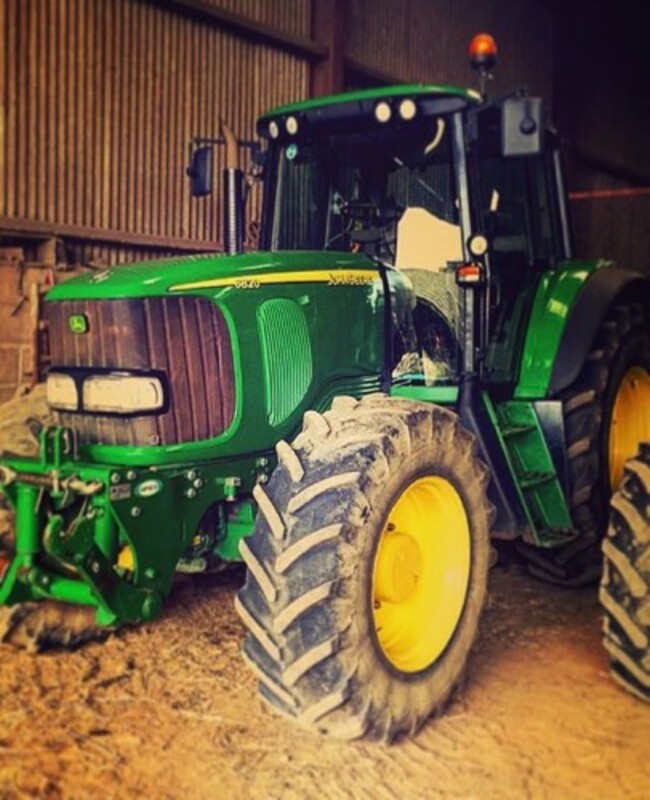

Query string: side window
[478,155,559,264]
[480,157,531,260]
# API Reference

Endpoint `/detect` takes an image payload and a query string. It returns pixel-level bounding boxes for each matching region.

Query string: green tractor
[1,37,648,740]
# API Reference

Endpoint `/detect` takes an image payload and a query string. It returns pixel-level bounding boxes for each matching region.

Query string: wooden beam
[146,0,327,62]
[0,217,221,253]
[310,0,346,97]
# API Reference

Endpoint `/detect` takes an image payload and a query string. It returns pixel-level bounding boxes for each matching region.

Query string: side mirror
[186,146,213,197]
[251,143,267,169]
[501,97,544,156]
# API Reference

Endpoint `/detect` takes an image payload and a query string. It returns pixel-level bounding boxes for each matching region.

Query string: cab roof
[258,84,481,137]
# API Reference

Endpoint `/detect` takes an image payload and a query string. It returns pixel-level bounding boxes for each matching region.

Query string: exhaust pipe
[221,120,245,255]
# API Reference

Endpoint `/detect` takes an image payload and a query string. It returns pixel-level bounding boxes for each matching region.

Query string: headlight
[285,116,299,135]
[46,373,78,411]
[268,120,280,139]
[83,374,165,414]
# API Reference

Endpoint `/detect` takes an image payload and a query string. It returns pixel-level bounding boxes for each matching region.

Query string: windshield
[265,117,458,263]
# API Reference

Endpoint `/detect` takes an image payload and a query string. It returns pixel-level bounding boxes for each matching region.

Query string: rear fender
[515,263,650,399]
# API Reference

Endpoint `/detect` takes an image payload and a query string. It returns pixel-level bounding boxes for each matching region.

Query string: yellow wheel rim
[372,476,471,673]
[609,366,650,490]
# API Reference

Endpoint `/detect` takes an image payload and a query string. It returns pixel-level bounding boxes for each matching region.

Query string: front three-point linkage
[0,426,188,628]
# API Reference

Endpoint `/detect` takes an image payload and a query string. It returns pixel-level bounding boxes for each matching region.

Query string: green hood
[46,251,379,301]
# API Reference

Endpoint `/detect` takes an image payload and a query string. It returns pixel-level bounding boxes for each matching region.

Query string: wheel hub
[374,531,421,604]
[372,476,471,674]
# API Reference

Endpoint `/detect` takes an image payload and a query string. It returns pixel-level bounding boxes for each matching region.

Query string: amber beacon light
[469,33,498,96]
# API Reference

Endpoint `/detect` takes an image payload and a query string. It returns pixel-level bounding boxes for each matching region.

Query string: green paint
[515,260,605,398]
[257,298,313,425]
[491,398,574,546]
[15,484,40,556]
[45,251,380,301]
[68,313,88,334]
[0,442,266,625]
[30,571,97,606]
[391,384,459,404]
[217,500,256,561]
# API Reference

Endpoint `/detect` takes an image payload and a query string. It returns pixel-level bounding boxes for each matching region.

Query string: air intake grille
[257,299,313,426]
[46,296,235,446]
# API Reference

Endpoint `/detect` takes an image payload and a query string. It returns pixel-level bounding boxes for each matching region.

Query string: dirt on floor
[0,558,648,800]
[0,388,648,799]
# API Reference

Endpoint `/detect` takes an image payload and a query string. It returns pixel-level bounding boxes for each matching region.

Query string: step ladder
[494,401,575,547]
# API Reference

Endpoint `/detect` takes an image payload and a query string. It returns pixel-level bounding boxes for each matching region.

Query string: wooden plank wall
[0,0,311,266]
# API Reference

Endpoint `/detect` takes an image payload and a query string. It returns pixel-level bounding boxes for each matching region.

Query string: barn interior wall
[346,0,556,106]
[0,0,647,398]
[553,0,649,273]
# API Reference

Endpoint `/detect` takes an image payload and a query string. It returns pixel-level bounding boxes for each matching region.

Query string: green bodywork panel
[47,251,390,467]
[515,260,606,398]
[260,83,480,120]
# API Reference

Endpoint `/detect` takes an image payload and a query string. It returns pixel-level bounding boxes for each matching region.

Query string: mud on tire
[600,444,650,702]
[236,395,492,741]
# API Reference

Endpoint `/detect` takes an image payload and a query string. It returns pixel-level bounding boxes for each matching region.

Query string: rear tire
[236,395,492,741]
[524,303,650,586]
[600,444,650,702]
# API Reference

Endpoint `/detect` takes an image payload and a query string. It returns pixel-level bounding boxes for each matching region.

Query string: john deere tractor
[0,37,648,740]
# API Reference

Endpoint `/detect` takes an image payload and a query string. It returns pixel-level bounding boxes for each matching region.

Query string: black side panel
[549,267,650,395]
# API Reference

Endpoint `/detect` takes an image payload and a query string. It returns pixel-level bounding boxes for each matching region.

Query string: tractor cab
[255,79,572,392]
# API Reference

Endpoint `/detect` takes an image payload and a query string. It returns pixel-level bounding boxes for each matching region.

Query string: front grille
[46,296,235,446]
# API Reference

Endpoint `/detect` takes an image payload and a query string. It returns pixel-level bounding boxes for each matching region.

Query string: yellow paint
[372,476,471,673]
[609,366,650,490]
[117,546,135,572]
[169,269,379,292]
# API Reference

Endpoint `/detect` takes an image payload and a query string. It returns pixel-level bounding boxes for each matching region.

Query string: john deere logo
[68,314,88,334]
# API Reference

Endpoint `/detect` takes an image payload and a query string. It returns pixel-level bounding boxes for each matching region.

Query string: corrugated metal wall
[0,0,644,273]
[0,0,311,265]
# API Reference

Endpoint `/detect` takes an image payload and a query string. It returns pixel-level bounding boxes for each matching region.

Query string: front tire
[236,395,492,741]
